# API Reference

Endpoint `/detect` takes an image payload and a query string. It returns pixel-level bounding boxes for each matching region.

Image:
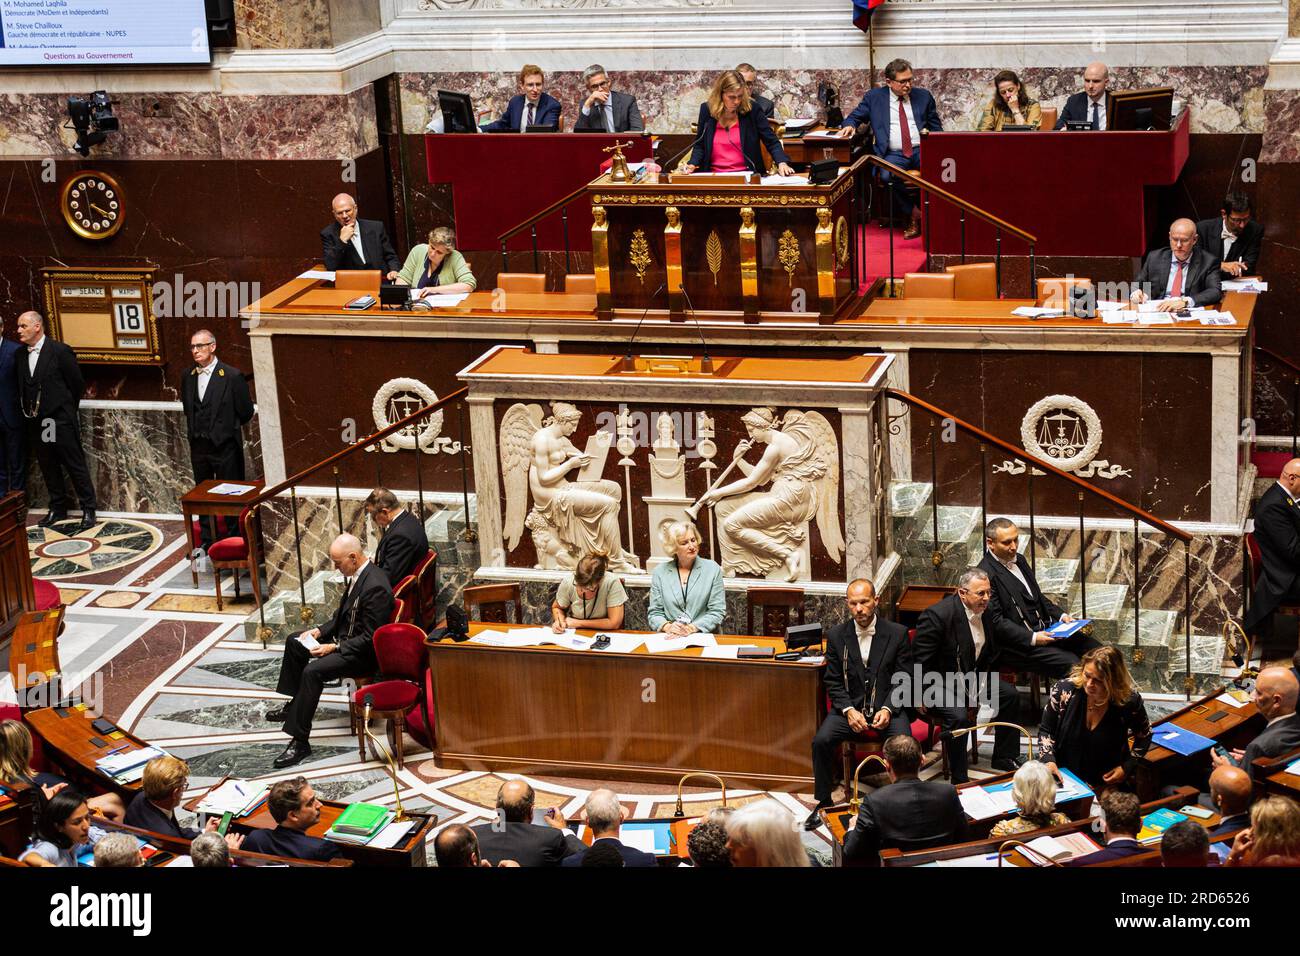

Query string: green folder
[330,802,390,836]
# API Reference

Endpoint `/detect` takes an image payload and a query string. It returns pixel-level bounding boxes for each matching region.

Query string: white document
[413,292,470,308]
[165,855,195,867]
[760,174,810,186]
[1137,312,1175,326]
[619,829,659,854]
[1102,311,1139,324]
[208,482,256,495]
[783,117,816,131]
[699,645,741,659]
[1011,306,1065,319]
[1284,759,1300,777]
[197,779,262,815]
[586,631,646,654]
[643,632,718,654]
[1023,835,1073,862]
[370,819,416,849]
[1215,691,1248,709]
[297,633,320,651]
[802,129,845,140]
[1095,299,1130,311]
[934,852,1001,867]
[1222,279,1267,292]
[298,270,335,281]
[467,630,512,647]
[1199,312,1236,326]
[957,787,1002,821]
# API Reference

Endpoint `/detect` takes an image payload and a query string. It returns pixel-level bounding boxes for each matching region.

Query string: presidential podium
[587,163,864,324]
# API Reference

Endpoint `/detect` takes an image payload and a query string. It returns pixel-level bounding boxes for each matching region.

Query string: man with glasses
[837,58,943,240]
[1130,218,1223,311]
[735,63,774,124]
[1245,458,1300,638]
[181,329,254,553]
[574,64,643,133]
[242,777,341,861]
[1197,192,1263,277]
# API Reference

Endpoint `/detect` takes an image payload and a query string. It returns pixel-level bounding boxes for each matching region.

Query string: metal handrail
[866,155,1036,244]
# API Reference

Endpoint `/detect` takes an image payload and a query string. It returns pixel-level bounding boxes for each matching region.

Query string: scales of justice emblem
[993,394,1132,480]
[365,377,462,455]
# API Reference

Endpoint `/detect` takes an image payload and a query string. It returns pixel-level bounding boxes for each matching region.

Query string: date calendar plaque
[40,266,162,365]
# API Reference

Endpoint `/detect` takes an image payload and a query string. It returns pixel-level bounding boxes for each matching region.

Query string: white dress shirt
[965,605,986,662]
[992,551,1032,596]
[27,334,45,376]
[888,92,919,153]
[349,228,366,265]
[196,358,216,401]
[843,617,877,715]
[1221,220,1237,261]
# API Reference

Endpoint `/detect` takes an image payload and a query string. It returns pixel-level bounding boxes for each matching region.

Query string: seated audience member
[843,734,967,864]
[240,777,341,862]
[725,800,811,868]
[470,780,583,866]
[1039,645,1152,792]
[551,552,627,633]
[320,193,400,279]
[1211,666,1300,780]
[1207,765,1253,840]
[1161,820,1211,867]
[980,518,1099,679]
[989,760,1070,838]
[1066,790,1145,865]
[93,832,143,868]
[1054,61,1112,129]
[837,58,943,239]
[1226,795,1300,866]
[21,789,106,867]
[581,841,627,867]
[735,62,775,122]
[484,65,561,132]
[190,831,233,868]
[0,719,125,820]
[647,520,725,636]
[124,755,216,841]
[681,70,794,177]
[977,70,1042,130]
[1244,459,1300,637]
[365,486,431,584]
[561,789,656,867]
[1130,218,1223,310]
[687,820,732,868]
[574,64,643,132]
[435,823,488,867]
[808,577,913,829]
[394,227,476,299]
[1196,192,1262,277]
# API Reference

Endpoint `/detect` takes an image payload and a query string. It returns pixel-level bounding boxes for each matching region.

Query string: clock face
[60,171,124,240]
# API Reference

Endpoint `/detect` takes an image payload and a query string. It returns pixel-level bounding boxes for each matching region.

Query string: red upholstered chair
[405,668,436,749]
[391,575,417,624]
[413,550,438,630]
[32,579,61,612]
[349,622,428,769]
[208,506,263,612]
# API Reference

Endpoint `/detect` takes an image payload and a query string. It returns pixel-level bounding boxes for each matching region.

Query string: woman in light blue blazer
[648,520,725,635]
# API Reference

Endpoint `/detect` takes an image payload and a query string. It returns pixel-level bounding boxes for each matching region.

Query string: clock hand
[90,203,108,216]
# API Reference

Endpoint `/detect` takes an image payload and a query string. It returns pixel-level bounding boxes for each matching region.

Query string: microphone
[677,283,712,373]
[362,693,373,725]
[624,282,665,372]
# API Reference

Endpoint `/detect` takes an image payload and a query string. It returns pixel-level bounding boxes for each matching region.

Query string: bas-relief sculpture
[497,400,845,582]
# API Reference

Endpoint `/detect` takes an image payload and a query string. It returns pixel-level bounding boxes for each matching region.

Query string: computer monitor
[1108,87,1174,131]
[437,90,476,133]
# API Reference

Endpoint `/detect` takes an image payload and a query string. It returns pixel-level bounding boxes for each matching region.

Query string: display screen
[0,0,211,66]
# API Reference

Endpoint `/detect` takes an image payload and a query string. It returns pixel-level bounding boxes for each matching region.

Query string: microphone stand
[997,839,1061,867]
[623,281,665,372]
[944,721,1036,762]
[360,694,408,822]
[848,753,889,814]
[673,771,727,817]
[677,283,713,373]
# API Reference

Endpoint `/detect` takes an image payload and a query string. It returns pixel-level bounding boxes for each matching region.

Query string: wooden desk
[24,705,151,802]
[232,798,434,868]
[780,128,852,165]
[1135,687,1262,801]
[179,479,264,584]
[6,607,64,706]
[427,621,824,790]
[0,491,35,638]
[1260,749,1300,801]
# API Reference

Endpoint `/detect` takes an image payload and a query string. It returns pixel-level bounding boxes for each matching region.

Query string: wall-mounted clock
[60,170,125,240]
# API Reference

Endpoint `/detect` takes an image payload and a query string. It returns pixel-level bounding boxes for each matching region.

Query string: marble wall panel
[234,0,334,50]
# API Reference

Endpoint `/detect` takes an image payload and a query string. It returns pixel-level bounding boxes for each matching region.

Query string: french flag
[853,0,887,31]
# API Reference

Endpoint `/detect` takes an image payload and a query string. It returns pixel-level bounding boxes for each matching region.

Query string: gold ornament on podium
[629,228,652,284]
[835,215,850,268]
[706,230,723,285]
[603,139,635,183]
[777,229,800,285]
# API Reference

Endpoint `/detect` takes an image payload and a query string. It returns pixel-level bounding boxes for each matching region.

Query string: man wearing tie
[1131,218,1223,311]
[806,578,913,829]
[0,332,24,498]
[484,65,562,132]
[267,533,394,768]
[181,329,254,551]
[837,58,943,240]
[1196,192,1263,278]
[319,193,400,279]
[1245,458,1300,637]
[574,64,643,133]
[1054,62,1113,130]
[15,311,97,531]
[913,568,1022,783]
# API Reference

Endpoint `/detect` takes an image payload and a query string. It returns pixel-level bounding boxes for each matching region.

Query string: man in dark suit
[1196,192,1263,277]
[365,486,429,585]
[320,193,400,278]
[736,63,775,123]
[560,789,656,867]
[1211,667,1300,780]
[842,734,967,865]
[241,777,341,862]
[979,517,1099,680]
[0,334,23,498]
[1206,765,1252,840]
[913,568,1022,782]
[125,755,211,840]
[1245,459,1300,635]
[574,64,643,133]
[1068,790,1145,865]
[15,311,97,530]
[837,58,942,239]
[181,329,254,550]
[806,577,914,829]
[1131,218,1223,310]
[471,780,584,866]
[484,64,562,132]
[1054,61,1113,129]
[267,533,394,768]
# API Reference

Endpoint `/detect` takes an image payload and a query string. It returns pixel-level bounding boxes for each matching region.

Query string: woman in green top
[976,70,1042,131]
[395,226,477,298]
[551,552,627,632]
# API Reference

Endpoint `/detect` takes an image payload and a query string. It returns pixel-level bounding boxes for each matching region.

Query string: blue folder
[1150,723,1216,757]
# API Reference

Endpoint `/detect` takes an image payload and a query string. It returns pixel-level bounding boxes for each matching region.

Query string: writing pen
[101,744,131,757]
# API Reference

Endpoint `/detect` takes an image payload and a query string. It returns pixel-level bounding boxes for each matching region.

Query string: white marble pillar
[842,405,880,583]
[884,350,912,482]
[1210,351,1243,525]
[466,395,504,566]
[248,331,286,485]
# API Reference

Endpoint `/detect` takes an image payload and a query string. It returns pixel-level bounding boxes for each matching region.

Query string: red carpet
[858,223,927,290]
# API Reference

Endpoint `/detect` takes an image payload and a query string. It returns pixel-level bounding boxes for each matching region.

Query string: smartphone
[1180,804,1215,820]
[217,811,233,836]
[91,717,116,735]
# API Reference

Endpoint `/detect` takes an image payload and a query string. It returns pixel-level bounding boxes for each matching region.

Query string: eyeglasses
[889,76,914,86]
[190,342,215,350]
[588,79,610,90]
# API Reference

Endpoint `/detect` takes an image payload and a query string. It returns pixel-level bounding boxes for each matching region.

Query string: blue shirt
[647,557,725,633]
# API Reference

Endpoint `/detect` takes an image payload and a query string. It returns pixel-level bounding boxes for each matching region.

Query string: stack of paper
[1102,311,1139,324]
[783,117,816,132]
[197,780,268,817]
[1199,312,1236,326]
[1011,306,1065,319]
[1022,832,1100,863]
[1137,312,1175,325]
[1222,278,1267,292]
[96,746,164,782]
[643,632,717,654]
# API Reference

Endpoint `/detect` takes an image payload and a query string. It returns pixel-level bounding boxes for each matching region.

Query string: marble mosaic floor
[1,510,1203,864]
